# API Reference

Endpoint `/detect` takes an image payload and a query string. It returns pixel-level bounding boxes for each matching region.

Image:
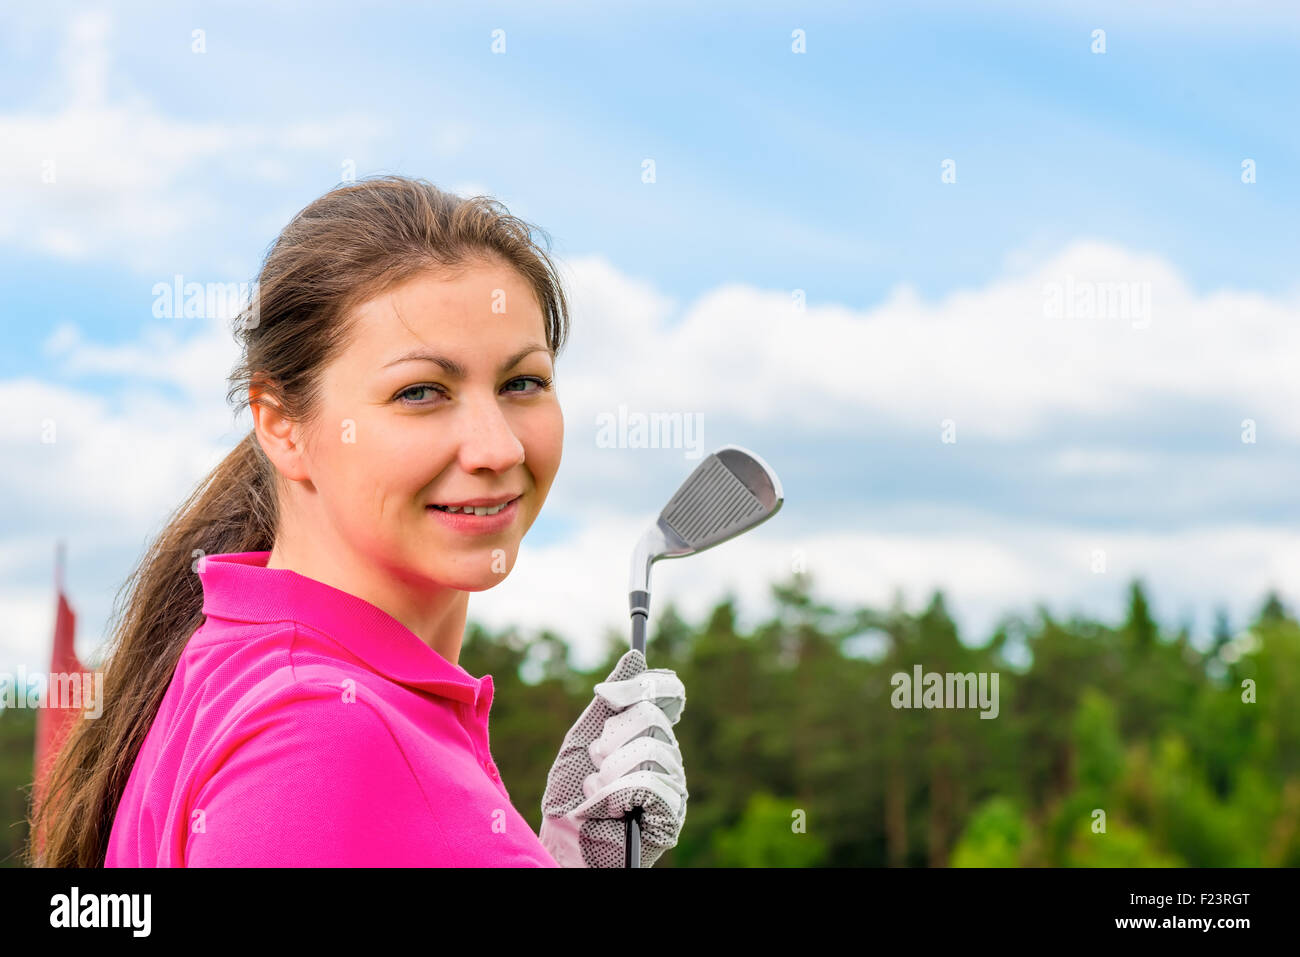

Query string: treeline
[471,574,1300,867]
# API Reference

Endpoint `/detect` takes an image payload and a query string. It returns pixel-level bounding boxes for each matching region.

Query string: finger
[555,697,618,753]
[588,699,677,766]
[583,736,684,798]
[634,801,686,852]
[601,648,646,684]
[573,769,687,823]
[573,818,669,868]
[572,818,625,867]
[580,818,678,868]
[593,669,685,718]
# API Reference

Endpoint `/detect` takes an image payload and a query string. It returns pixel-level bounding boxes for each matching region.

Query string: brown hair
[26,174,571,866]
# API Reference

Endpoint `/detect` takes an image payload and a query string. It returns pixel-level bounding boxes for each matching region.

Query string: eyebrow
[382,342,551,378]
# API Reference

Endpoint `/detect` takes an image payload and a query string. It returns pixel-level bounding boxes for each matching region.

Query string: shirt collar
[197,550,493,714]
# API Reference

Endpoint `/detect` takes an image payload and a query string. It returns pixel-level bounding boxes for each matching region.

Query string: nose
[454,391,526,474]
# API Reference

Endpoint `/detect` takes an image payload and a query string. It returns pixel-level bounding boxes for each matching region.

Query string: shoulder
[181,619,416,791]
[183,679,443,866]
[212,674,406,763]
[189,677,423,820]
[180,619,386,729]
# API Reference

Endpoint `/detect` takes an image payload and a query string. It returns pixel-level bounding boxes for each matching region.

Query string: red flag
[32,542,90,830]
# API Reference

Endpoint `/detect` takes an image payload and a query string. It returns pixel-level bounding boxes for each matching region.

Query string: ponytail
[27,433,276,865]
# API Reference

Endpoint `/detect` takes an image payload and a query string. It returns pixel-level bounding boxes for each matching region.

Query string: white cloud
[42,310,242,400]
[1,8,387,273]
[0,377,237,537]
[921,0,1300,29]
[551,240,1300,448]
[1046,447,1160,477]
[5,240,1300,679]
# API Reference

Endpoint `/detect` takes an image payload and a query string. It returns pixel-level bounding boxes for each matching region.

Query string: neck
[265,535,469,667]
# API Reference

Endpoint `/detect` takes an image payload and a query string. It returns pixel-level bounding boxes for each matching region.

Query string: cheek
[326,414,427,514]
[525,404,564,480]
[376,420,449,501]
[320,426,374,510]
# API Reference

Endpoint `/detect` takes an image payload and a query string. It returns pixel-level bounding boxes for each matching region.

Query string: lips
[425,495,521,534]
[427,495,521,515]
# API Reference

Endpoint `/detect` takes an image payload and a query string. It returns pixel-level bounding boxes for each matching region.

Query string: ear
[250,381,311,483]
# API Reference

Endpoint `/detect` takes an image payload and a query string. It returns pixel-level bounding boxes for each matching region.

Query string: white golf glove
[539,648,688,867]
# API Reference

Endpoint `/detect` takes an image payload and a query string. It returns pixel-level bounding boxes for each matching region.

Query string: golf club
[623,444,784,867]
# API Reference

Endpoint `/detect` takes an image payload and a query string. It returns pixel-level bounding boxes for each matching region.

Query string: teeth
[431,500,511,516]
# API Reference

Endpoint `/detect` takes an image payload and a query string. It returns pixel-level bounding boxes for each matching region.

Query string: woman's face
[296,259,563,591]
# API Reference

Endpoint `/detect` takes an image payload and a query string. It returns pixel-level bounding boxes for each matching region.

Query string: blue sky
[2,0,1299,675]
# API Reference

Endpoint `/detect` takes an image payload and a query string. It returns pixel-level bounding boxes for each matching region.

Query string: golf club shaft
[626,602,648,867]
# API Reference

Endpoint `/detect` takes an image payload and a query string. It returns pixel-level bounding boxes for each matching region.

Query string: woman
[27,175,688,867]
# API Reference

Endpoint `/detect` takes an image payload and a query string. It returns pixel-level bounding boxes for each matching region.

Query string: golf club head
[629,445,784,598]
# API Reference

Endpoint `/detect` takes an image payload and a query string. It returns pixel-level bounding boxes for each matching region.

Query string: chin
[439,574,500,592]
[436,563,514,592]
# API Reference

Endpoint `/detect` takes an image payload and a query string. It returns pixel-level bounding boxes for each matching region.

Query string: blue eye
[395,376,553,406]
[504,375,554,394]
[396,385,445,404]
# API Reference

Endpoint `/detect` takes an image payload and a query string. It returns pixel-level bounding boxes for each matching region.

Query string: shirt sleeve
[184,684,446,867]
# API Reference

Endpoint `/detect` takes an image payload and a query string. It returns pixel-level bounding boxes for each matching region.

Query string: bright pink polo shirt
[105,550,559,867]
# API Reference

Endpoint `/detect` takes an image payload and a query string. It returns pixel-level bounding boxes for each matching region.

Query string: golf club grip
[626,810,640,867]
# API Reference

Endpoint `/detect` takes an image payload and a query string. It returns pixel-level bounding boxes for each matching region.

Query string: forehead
[344,261,547,359]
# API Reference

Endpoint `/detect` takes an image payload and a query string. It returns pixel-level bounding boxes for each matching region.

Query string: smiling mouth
[427,495,521,516]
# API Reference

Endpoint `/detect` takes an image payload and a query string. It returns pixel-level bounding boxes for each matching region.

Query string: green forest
[2,571,1296,867]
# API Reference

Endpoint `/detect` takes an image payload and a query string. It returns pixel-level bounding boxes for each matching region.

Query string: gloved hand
[539,648,687,867]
